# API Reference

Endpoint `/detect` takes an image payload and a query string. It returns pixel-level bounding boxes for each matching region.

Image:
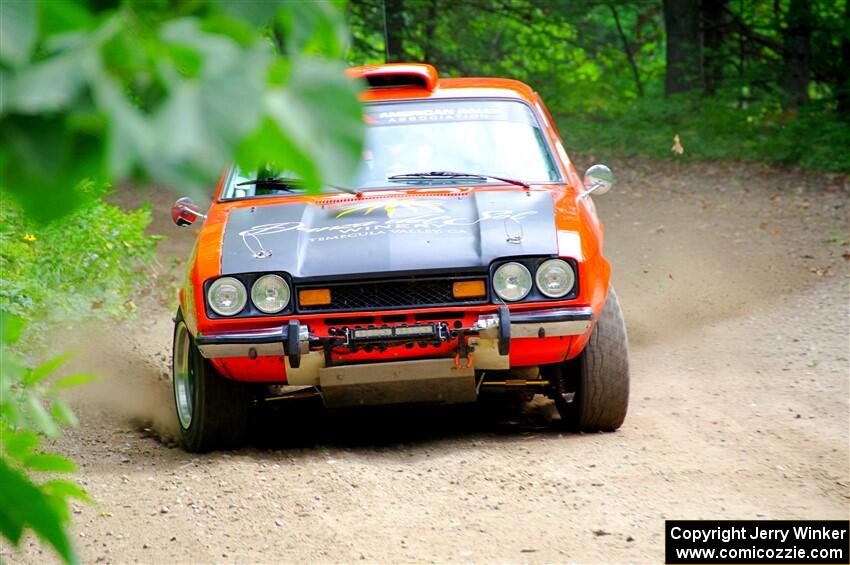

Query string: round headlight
[493,262,532,301]
[251,274,290,314]
[207,277,247,316]
[535,259,575,298]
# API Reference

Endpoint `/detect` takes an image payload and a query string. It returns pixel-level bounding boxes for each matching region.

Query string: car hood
[219,190,561,279]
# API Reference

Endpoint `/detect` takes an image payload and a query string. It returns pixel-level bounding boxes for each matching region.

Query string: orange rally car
[171,63,629,452]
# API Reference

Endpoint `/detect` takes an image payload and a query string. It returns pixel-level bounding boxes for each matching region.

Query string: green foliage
[348,1,666,115]
[1,2,365,561]
[559,94,850,172]
[1,0,365,221]
[0,181,158,347]
[1,312,92,564]
[347,0,850,172]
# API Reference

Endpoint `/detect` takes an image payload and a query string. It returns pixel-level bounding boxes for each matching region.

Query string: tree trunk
[780,0,811,108]
[664,0,703,94]
[421,0,439,64]
[701,0,727,96]
[384,0,405,63]
[610,4,644,97]
[837,0,850,118]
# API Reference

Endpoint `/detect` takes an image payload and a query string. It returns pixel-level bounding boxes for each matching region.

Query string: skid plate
[319,358,476,408]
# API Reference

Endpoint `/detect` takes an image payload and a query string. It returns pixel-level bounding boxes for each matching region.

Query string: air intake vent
[346,63,438,91]
[366,73,426,88]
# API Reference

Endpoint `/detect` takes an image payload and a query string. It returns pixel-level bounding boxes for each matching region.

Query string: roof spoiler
[346,63,438,91]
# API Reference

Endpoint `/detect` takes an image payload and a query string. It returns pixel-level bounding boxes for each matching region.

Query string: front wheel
[172,313,249,452]
[558,287,630,431]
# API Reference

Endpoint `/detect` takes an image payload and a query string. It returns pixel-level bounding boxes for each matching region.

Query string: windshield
[222,99,561,199]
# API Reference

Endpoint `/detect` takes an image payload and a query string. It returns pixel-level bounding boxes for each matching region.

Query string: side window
[534,94,563,143]
[534,93,581,188]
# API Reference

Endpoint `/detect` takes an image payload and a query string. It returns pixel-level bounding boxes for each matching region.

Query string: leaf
[166,43,203,80]
[235,117,321,189]
[161,17,241,63]
[22,454,76,474]
[154,20,269,189]
[0,0,37,67]
[51,399,79,428]
[149,82,221,189]
[52,374,93,390]
[42,480,90,503]
[26,352,73,386]
[0,398,24,430]
[89,73,153,180]
[2,430,40,463]
[277,1,348,58]
[0,68,8,115]
[39,0,94,39]
[0,457,76,564]
[264,57,364,189]
[199,45,268,143]
[6,48,92,114]
[0,310,24,344]
[213,0,286,27]
[0,115,103,221]
[25,397,60,438]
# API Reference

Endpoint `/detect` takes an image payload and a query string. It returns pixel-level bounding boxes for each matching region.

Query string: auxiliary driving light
[394,325,435,337]
[353,327,394,339]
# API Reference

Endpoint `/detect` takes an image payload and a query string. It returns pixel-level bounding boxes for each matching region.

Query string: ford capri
[171,63,629,452]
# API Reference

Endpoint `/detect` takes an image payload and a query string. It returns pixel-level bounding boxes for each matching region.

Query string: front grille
[297,277,488,312]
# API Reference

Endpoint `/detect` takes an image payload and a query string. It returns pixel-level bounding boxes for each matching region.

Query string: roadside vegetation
[561,95,850,172]
[0,181,158,349]
[0,1,363,562]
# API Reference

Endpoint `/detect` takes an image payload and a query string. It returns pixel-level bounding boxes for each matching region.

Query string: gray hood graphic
[220,191,558,279]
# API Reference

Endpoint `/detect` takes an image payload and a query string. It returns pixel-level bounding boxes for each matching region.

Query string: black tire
[172,311,249,452]
[561,287,630,431]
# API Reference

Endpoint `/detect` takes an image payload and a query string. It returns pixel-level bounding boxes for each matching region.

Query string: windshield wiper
[237,177,361,196]
[387,171,529,189]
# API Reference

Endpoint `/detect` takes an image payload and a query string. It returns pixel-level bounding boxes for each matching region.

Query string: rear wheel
[558,287,630,431]
[172,313,249,452]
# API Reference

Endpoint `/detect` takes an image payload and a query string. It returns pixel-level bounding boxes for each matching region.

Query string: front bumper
[195,306,594,363]
[195,306,593,407]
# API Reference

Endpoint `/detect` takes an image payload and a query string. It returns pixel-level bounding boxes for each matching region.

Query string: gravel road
[4,157,848,564]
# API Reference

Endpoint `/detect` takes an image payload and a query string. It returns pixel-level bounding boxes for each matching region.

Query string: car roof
[348,63,538,105]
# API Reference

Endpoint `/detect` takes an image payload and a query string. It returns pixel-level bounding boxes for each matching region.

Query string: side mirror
[580,164,614,198]
[171,197,206,227]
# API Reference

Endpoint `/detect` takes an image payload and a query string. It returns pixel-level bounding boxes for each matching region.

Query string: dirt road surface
[4,158,849,564]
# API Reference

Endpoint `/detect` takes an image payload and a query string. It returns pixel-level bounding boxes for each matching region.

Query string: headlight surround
[535,259,576,298]
[251,274,290,314]
[207,277,247,316]
[492,262,533,301]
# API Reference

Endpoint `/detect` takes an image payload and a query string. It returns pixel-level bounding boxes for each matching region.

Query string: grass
[558,93,850,173]
[0,181,159,351]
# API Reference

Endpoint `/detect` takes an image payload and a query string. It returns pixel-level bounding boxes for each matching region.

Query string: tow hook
[454,353,473,369]
[454,333,473,369]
